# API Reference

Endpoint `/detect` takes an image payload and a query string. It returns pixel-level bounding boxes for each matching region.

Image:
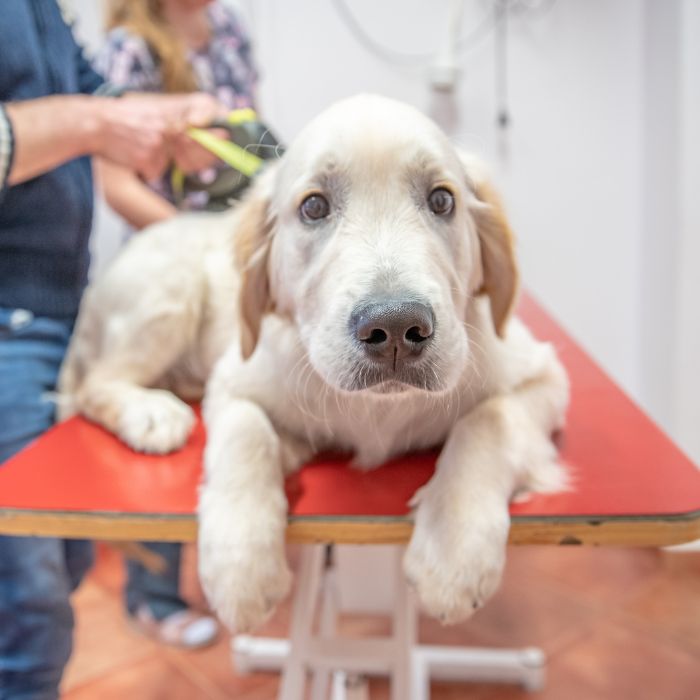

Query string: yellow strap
[185,126,263,178]
[225,108,258,125]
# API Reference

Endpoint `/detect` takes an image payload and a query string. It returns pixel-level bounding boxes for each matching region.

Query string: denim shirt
[0,0,104,319]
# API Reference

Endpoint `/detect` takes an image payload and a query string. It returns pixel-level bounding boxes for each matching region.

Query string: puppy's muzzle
[350,300,434,367]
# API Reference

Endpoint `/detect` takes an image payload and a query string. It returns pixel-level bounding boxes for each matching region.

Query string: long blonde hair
[106,0,198,93]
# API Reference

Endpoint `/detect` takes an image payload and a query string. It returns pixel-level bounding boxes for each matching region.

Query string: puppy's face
[237,96,518,395]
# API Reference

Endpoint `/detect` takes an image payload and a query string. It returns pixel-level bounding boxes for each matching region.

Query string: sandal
[130,604,220,649]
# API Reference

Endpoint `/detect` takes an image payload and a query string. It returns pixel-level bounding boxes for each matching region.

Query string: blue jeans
[0,308,188,700]
[0,308,93,700]
[125,542,187,621]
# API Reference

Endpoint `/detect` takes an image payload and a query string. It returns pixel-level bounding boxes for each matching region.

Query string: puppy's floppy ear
[461,153,519,337]
[234,167,277,359]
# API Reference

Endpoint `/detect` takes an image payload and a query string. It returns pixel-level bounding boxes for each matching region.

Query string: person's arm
[3,92,225,188]
[96,158,176,230]
[4,94,169,185]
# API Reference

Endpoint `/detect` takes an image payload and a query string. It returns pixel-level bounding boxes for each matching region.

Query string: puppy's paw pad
[118,391,195,454]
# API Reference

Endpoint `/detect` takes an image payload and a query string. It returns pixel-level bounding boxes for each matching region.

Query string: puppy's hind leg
[513,347,571,498]
[76,305,200,454]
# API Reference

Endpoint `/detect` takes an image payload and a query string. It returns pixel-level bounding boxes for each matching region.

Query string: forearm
[3,92,225,189]
[4,95,105,185]
[96,159,176,230]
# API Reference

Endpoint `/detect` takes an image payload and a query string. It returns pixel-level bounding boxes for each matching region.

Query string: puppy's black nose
[351,300,434,362]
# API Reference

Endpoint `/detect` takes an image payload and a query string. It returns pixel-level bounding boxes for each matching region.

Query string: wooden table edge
[1,508,699,547]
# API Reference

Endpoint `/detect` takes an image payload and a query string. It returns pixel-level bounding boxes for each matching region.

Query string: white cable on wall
[331,0,502,66]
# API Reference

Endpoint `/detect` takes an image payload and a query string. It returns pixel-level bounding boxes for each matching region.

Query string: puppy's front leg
[405,363,567,624]
[198,399,293,633]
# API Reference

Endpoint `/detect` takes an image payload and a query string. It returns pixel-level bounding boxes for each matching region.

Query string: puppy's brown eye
[428,187,455,216]
[300,194,330,222]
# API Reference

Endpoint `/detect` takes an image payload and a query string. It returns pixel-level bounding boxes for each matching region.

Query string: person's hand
[89,96,174,181]
[89,93,229,179]
[164,93,229,174]
[166,92,228,130]
[169,128,228,174]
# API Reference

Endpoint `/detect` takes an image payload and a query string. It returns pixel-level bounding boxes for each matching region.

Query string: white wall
[69,0,699,463]
[673,0,700,463]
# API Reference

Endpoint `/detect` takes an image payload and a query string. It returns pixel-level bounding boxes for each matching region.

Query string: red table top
[0,295,698,545]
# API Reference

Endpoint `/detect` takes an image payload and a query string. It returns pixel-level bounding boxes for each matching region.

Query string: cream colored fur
[60,95,569,632]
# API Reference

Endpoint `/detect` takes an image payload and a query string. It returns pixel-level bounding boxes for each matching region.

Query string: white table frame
[233,544,545,700]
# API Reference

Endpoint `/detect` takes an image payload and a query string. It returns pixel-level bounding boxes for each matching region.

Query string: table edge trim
[1,507,699,546]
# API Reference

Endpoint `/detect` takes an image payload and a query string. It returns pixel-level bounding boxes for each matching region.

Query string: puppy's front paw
[199,529,291,633]
[118,390,195,454]
[404,500,508,624]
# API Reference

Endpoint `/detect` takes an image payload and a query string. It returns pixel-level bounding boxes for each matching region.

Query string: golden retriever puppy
[60,95,568,631]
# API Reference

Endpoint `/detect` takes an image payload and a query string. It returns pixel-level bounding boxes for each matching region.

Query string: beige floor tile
[63,654,216,700]
[63,579,158,690]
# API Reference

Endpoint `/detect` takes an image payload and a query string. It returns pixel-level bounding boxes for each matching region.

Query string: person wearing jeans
[0,2,222,696]
[0,310,93,698]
